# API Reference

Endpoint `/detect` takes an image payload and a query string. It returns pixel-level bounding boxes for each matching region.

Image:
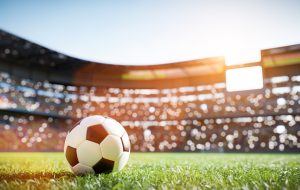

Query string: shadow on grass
[0,172,75,181]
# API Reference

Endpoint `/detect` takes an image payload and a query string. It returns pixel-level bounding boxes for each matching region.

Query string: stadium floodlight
[226,66,263,92]
[64,115,130,175]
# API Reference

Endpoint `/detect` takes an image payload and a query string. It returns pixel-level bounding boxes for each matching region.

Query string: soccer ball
[64,115,130,175]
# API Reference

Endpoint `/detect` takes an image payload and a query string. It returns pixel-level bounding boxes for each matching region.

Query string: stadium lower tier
[0,114,299,152]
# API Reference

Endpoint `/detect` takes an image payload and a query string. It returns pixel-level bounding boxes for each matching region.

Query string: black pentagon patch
[92,158,114,174]
[66,146,78,167]
[86,125,108,144]
[121,134,130,152]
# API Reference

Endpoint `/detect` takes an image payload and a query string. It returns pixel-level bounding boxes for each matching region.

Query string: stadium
[0,29,300,189]
[1,29,300,153]
[0,1,300,189]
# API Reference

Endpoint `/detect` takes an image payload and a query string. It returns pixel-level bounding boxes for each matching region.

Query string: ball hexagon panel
[102,118,125,137]
[72,163,95,176]
[113,152,130,172]
[86,124,108,144]
[64,124,88,152]
[77,140,102,167]
[121,133,130,152]
[93,158,115,174]
[80,115,105,128]
[100,135,123,161]
[65,146,79,167]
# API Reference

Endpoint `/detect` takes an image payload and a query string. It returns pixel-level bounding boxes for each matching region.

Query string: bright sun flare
[226,66,263,92]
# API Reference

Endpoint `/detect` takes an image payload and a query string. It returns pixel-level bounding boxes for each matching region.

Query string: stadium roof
[0,30,226,87]
[1,29,300,88]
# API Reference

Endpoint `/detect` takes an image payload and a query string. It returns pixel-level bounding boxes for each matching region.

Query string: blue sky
[0,0,300,65]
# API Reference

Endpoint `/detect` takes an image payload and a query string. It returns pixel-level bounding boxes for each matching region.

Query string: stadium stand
[0,29,300,152]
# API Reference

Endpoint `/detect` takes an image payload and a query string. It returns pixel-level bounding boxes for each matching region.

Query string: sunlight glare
[226,66,263,91]
[225,48,261,66]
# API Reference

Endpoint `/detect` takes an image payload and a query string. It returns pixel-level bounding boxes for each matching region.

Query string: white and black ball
[64,115,130,175]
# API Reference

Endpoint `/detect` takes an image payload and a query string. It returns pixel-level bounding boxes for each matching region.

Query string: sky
[0,0,300,65]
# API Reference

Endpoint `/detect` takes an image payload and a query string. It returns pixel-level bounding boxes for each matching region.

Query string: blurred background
[0,0,300,152]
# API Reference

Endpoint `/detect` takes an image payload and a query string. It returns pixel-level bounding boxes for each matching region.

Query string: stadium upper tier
[1,29,300,88]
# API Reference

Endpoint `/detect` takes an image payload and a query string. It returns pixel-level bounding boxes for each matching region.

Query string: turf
[0,153,299,190]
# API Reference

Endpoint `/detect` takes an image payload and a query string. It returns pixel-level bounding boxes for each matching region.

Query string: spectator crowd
[0,71,300,152]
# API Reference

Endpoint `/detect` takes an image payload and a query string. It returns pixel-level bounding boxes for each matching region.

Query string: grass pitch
[0,153,299,190]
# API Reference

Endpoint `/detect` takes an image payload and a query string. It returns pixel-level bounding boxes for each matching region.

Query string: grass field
[0,153,299,190]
